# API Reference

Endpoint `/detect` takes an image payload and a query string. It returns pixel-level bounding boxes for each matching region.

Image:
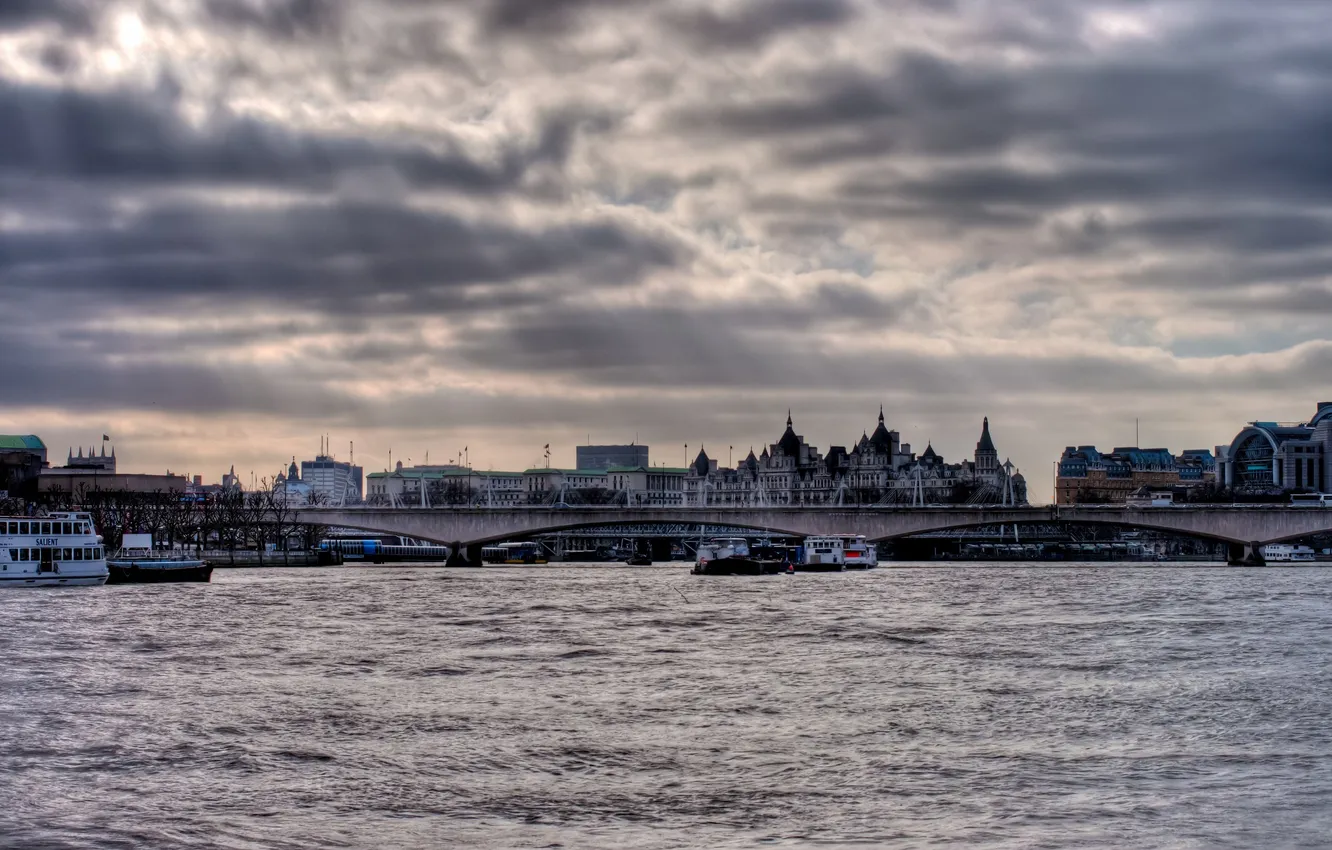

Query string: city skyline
[5,1,1332,504]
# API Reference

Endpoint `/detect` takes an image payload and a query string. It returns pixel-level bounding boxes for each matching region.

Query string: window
[63,548,72,560]
[74,549,84,561]
[19,522,28,535]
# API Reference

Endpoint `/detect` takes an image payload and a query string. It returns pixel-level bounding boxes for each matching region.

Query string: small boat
[625,554,653,566]
[107,534,212,584]
[482,542,549,565]
[841,535,879,570]
[795,536,846,572]
[0,512,109,587]
[692,537,790,576]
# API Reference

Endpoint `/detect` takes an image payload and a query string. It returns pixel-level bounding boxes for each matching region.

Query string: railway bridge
[292,505,1332,565]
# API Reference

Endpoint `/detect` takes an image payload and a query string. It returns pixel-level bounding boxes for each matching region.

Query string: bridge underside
[294,507,1332,549]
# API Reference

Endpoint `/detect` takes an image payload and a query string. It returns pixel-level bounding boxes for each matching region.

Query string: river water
[3,564,1331,849]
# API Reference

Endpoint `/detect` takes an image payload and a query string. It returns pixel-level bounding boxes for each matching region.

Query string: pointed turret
[974,417,999,478]
[977,417,997,453]
[777,412,801,457]
[693,445,712,478]
[868,406,893,452]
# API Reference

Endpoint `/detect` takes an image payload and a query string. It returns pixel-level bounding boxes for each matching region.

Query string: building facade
[0,435,47,497]
[1216,402,1332,494]
[300,455,365,505]
[685,410,1027,507]
[37,441,189,495]
[366,464,525,507]
[1056,446,1217,505]
[575,445,650,471]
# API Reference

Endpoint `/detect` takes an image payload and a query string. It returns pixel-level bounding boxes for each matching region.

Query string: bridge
[292,505,1332,565]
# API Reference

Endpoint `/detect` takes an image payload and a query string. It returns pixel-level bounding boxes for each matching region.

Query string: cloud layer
[3,0,1332,498]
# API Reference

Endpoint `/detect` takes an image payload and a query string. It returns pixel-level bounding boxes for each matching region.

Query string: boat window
[62,548,72,560]
[60,523,69,535]
[19,522,28,534]
[74,549,83,561]
[6,522,14,533]
[7,550,15,562]
[41,522,51,534]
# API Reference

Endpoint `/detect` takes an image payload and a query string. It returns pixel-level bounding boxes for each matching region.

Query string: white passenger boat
[841,535,878,569]
[0,512,109,587]
[798,536,845,572]
[1261,544,1317,563]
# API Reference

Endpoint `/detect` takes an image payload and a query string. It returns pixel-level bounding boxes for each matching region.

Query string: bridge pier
[649,538,673,561]
[1227,541,1267,567]
[446,541,485,568]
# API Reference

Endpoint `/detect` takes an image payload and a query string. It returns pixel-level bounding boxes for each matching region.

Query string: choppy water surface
[4,564,1332,849]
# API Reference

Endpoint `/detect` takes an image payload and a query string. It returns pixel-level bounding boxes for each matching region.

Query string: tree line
[0,485,329,560]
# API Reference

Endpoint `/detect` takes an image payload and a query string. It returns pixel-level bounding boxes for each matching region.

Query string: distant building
[1216,402,1332,493]
[272,458,313,505]
[575,444,650,471]
[300,455,364,505]
[366,463,523,507]
[1056,446,1216,504]
[66,444,116,473]
[684,410,1027,506]
[37,440,188,495]
[184,466,244,498]
[0,435,47,497]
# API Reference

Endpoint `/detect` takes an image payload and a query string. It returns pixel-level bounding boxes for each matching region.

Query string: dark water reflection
[3,564,1331,849]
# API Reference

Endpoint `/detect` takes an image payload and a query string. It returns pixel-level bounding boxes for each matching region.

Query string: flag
[102,434,110,441]
[544,443,549,450]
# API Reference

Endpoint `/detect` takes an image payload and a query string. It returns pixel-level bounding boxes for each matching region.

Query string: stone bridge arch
[291,506,1332,562]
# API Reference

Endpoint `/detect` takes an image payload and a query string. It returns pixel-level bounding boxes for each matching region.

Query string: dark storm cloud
[447,299,1332,397]
[0,200,685,318]
[662,0,857,50]
[0,78,594,194]
[200,0,343,40]
[0,0,96,33]
[0,324,360,417]
[478,0,656,34]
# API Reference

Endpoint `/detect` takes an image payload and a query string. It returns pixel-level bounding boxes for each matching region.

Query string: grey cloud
[479,0,656,34]
[0,0,95,33]
[662,0,857,50]
[200,0,344,40]
[0,79,596,195]
[1,200,686,319]
[448,297,1332,397]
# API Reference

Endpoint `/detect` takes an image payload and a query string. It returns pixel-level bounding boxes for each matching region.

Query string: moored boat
[1261,543,1317,563]
[692,537,790,576]
[841,535,878,570]
[795,536,846,572]
[107,534,212,584]
[0,512,109,587]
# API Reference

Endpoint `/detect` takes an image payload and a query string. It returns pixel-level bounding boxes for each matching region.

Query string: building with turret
[685,409,1027,506]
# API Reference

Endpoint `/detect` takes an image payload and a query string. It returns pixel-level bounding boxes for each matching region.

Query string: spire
[878,404,884,424]
[977,416,997,453]
[787,409,793,428]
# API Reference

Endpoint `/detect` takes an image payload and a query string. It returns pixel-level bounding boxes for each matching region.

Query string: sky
[3,0,1332,502]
